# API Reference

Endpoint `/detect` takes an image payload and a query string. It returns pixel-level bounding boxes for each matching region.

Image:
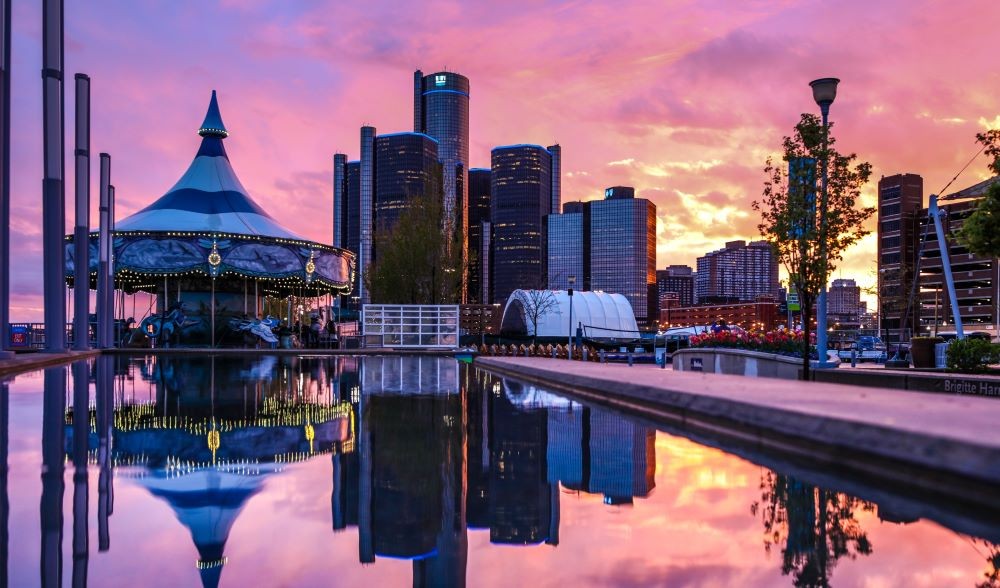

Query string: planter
[910,337,943,368]
[672,347,837,380]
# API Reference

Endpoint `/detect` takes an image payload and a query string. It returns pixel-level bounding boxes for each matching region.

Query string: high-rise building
[333,158,362,302]
[696,240,779,303]
[917,178,999,337]
[333,153,346,248]
[468,168,491,304]
[546,209,583,291]
[414,70,470,278]
[877,173,923,341]
[828,278,862,328]
[490,144,553,304]
[373,132,442,232]
[548,144,562,214]
[589,193,657,328]
[359,126,376,304]
[656,265,695,308]
[545,191,657,327]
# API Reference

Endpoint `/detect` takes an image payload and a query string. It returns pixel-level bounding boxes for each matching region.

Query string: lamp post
[809,77,840,368]
[567,275,576,358]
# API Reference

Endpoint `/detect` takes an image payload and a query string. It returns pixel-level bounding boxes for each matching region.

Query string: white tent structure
[500,290,639,339]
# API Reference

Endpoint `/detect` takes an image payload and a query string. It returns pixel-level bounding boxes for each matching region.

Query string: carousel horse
[229,315,281,345]
[139,303,196,346]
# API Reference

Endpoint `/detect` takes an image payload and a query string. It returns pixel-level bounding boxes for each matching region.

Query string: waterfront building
[877,173,923,340]
[696,240,779,303]
[490,145,553,304]
[414,70,470,278]
[828,278,862,328]
[917,178,999,337]
[468,168,492,303]
[373,132,442,232]
[656,265,695,308]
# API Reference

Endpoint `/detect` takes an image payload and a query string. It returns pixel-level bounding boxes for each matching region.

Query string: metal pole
[96,154,110,347]
[567,289,573,358]
[0,0,11,354]
[929,194,965,339]
[815,104,830,366]
[42,0,66,352]
[72,74,90,350]
[211,279,215,348]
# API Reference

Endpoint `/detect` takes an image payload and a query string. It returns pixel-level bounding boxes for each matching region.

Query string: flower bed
[688,329,816,359]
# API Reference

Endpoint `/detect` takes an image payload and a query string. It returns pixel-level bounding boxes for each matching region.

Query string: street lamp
[567,275,576,358]
[810,77,840,368]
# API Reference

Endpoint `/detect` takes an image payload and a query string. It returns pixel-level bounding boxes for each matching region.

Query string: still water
[1,354,998,587]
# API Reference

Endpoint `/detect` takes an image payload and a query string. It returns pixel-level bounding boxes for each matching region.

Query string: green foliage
[957,130,1000,257]
[945,338,1000,373]
[753,113,874,379]
[365,195,463,304]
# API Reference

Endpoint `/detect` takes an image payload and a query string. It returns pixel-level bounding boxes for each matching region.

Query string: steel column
[72,74,90,349]
[42,0,66,351]
[96,154,110,347]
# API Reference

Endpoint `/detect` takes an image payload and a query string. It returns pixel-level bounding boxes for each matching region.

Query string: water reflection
[6,354,995,586]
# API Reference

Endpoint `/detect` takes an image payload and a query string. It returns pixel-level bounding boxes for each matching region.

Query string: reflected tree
[751,471,874,587]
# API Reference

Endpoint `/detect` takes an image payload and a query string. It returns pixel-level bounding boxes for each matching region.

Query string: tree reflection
[751,471,874,587]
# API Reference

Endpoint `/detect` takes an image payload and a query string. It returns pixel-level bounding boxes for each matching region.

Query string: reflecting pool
[1,355,998,587]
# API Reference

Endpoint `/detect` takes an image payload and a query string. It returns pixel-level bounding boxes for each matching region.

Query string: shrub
[689,329,815,358]
[945,338,1000,373]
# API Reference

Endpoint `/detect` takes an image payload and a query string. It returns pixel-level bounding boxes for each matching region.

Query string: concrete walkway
[475,356,1000,508]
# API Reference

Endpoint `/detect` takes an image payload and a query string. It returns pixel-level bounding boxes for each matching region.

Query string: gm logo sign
[605,188,612,198]
[435,75,446,86]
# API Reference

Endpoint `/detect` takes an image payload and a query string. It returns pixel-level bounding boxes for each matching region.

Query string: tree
[958,129,1000,257]
[365,195,463,304]
[519,288,558,344]
[754,114,874,381]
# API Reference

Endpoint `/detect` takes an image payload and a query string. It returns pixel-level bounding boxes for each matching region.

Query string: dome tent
[499,290,639,339]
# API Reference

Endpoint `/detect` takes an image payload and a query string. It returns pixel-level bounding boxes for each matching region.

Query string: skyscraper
[547,144,562,214]
[656,265,695,308]
[373,132,442,232]
[696,240,779,304]
[333,158,361,301]
[468,168,491,304]
[546,208,583,291]
[359,126,376,304]
[414,71,470,273]
[490,144,553,304]
[877,173,923,340]
[588,192,657,328]
[829,278,862,327]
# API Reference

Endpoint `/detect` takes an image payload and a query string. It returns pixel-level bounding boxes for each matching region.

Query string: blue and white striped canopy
[115,91,301,239]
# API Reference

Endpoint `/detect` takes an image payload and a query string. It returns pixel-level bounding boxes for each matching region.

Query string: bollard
[627,353,634,367]
[582,347,588,362]
[850,350,856,368]
[599,350,605,363]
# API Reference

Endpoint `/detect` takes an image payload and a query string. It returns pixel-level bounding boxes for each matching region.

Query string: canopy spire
[198,90,229,138]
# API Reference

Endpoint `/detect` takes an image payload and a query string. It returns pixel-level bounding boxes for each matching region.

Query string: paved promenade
[475,356,1000,508]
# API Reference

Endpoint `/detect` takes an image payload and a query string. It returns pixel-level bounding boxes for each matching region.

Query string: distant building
[656,265,695,308]
[696,240,779,303]
[373,132,442,232]
[917,178,999,337]
[333,158,362,301]
[828,278,862,328]
[877,173,923,341]
[545,190,657,328]
[662,298,780,331]
[491,145,553,304]
[467,168,492,303]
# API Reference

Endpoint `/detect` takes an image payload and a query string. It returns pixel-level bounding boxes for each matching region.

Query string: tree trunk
[801,294,813,381]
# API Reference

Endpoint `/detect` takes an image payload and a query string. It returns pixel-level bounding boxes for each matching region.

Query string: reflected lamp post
[809,77,840,368]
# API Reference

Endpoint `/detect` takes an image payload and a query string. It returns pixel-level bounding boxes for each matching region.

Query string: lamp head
[809,78,840,108]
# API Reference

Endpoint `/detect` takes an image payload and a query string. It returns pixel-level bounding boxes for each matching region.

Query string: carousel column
[0,0,11,356]
[71,361,90,586]
[72,74,90,350]
[105,185,115,346]
[96,355,113,551]
[1,375,9,584]
[42,0,67,352]
[96,154,110,348]
[40,367,66,587]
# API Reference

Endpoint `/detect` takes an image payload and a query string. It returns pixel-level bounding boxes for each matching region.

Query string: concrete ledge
[673,347,806,379]
[0,349,102,379]
[814,367,1000,397]
[474,356,1000,511]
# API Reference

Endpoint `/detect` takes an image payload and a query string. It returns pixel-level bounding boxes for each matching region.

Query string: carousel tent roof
[115,91,303,240]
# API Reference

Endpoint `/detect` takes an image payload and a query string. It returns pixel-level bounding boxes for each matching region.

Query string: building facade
[828,278,862,328]
[695,240,779,303]
[589,195,657,328]
[661,299,781,331]
[546,210,584,292]
[414,70,470,279]
[917,178,999,337]
[656,265,695,308]
[490,145,553,304]
[468,168,492,304]
[333,159,362,301]
[373,132,442,232]
[877,173,923,341]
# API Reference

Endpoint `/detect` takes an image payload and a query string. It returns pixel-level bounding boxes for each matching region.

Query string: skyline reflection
[0,355,993,586]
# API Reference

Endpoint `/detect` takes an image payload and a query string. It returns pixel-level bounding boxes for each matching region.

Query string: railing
[7,322,105,349]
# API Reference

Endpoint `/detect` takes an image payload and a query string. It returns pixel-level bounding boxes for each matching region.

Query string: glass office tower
[546,210,583,291]
[414,70,470,269]
[333,159,362,302]
[491,145,553,304]
[373,132,442,232]
[468,168,492,304]
[589,195,657,328]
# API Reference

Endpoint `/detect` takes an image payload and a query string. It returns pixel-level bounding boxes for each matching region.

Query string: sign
[9,325,28,347]
[690,357,703,372]
[435,74,446,86]
[787,288,800,312]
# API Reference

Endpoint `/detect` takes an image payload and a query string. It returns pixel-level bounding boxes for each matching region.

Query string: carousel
[66,91,355,346]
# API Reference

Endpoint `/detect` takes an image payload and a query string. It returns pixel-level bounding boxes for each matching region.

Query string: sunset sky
[7,0,1000,320]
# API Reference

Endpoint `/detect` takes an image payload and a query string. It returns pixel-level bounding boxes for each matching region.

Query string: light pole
[809,77,840,368]
[567,275,576,358]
